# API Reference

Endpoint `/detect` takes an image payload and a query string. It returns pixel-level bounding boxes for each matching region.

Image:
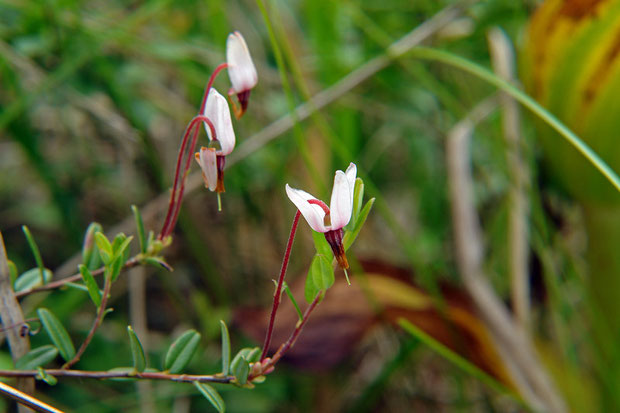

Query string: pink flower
[194,88,235,194]
[226,31,258,118]
[286,163,357,269]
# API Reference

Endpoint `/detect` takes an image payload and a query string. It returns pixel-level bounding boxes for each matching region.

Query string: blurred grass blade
[398,319,516,399]
[15,345,59,370]
[79,264,102,307]
[194,382,225,413]
[37,308,76,362]
[164,329,201,374]
[343,197,375,251]
[220,320,230,376]
[7,260,17,285]
[127,326,146,373]
[22,225,45,285]
[131,205,147,254]
[409,46,620,194]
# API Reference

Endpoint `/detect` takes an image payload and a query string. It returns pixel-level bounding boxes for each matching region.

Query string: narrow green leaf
[231,355,249,385]
[36,367,57,385]
[143,256,173,271]
[37,308,75,362]
[164,329,201,374]
[14,268,53,293]
[131,205,147,254]
[311,230,332,258]
[64,282,89,292]
[345,177,365,232]
[94,232,113,265]
[245,347,261,364]
[79,264,101,307]
[7,260,18,285]
[284,283,303,321]
[16,345,58,370]
[22,226,45,285]
[194,382,225,413]
[108,255,124,282]
[219,321,230,376]
[82,223,102,268]
[127,326,146,373]
[343,197,375,251]
[304,266,320,304]
[310,254,334,291]
[114,235,133,260]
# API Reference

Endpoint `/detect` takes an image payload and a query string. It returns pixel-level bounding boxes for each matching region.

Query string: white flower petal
[329,170,354,230]
[203,88,235,155]
[285,184,328,233]
[195,147,218,192]
[345,163,357,205]
[226,31,258,93]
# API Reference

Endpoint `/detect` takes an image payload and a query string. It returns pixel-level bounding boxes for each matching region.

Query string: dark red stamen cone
[324,228,349,269]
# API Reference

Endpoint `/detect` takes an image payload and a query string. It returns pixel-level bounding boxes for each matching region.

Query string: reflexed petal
[285,184,328,233]
[345,163,357,204]
[195,147,218,192]
[329,170,354,230]
[226,31,258,93]
[203,88,235,155]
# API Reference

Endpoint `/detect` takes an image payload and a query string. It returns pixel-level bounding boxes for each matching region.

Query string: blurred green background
[2,0,619,411]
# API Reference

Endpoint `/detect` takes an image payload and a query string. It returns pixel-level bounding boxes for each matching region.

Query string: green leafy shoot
[164,329,201,374]
[305,254,333,303]
[36,367,58,385]
[22,225,45,285]
[79,264,101,307]
[127,326,146,373]
[230,354,249,385]
[94,232,113,265]
[194,382,225,413]
[37,308,76,362]
[220,320,231,376]
[131,205,147,254]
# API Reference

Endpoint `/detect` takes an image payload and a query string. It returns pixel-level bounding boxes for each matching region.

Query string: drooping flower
[226,31,258,118]
[286,163,357,269]
[195,88,235,195]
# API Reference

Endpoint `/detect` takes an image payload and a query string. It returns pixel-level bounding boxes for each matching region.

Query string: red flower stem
[260,210,301,360]
[62,274,113,369]
[199,63,229,115]
[159,115,216,239]
[258,291,323,373]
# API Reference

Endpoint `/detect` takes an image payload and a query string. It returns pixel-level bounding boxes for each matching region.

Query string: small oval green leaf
[230,355,249,385]
[310,254,334,291]
[127,326,146,373]
[36,367,58,385]
[14,268,53,293]
[94,232,113,265]
[194,382,225,413]
[37,308,75,362]
[79,264,102,307]
[304,266,320,304]
[164,329,201,374]
[220,321,230,376]
[16,345,58,370]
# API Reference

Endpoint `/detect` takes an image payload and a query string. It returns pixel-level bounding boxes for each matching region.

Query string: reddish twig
[260,210,301,360]
[62,275,113,369]
[259,291,323,373]
[0,369,233,384]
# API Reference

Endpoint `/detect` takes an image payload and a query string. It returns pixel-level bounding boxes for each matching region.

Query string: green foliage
[194,382,225,413]
[220,320,231,376]
[16,346,59,370]
[164,329,201,374]
[14,268,53,292]
[37,308,76,362]
[127,326,146,373]
[78,264,101,307]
